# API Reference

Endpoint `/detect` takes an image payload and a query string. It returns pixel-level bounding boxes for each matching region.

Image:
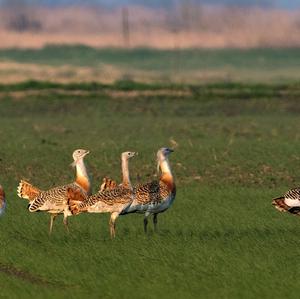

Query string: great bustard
[0,185,6,216]
[272,188,300,216]
[122,147,176,233]
[67,151,137,238]
[17,149,91,234]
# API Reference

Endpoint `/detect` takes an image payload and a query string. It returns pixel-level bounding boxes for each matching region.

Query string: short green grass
[2,46,300,70]
[1,81,300,298]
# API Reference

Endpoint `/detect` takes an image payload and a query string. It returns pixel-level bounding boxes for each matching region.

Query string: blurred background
[0,0,300,83]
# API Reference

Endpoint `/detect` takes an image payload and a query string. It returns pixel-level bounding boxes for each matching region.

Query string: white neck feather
[75,158,91,192]
[122,156,131,189]
[76,159,88,178]
[158,153,173,177]
[160,158,172,175]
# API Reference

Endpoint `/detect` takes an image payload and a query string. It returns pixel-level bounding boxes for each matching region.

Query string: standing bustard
[122,147,176,233]
[17,149,91,234]
[0,185,5,216]
[67,151,137,238]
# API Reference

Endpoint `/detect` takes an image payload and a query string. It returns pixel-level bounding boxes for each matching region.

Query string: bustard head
[71,149,90,167]
[157,147,174,160]
[157,147,174,173]
[122,151,138,160]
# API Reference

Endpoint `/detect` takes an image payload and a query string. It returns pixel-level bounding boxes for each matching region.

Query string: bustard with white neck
[17,149,90,234]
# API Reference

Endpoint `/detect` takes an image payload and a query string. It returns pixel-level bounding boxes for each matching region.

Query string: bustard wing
[282,187,300,208]
[135,180,170,205]
[79,186,133,210]
[28,183,82,212]
[285,188,300,200]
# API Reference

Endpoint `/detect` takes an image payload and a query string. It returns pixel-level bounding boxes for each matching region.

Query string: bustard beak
[70,150,90,167]
[81,150,90,157]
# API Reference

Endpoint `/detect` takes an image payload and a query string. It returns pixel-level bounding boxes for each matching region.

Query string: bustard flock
[1,146,294,237]
[13,147,176,237]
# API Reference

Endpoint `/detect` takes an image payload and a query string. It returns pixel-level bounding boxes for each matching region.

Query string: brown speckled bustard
[68,151,137,238]
[17,149,91,234]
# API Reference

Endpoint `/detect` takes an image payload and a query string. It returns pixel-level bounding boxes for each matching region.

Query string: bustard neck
[158,156,175,190]
[122,156,132,189]
[75,159,91,195]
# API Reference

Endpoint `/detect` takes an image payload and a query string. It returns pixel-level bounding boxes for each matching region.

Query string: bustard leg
[109,212,119,238]
[144,212,150,233]
[49,214,57,235]
[63,215,69,233]
[153,213,158,232]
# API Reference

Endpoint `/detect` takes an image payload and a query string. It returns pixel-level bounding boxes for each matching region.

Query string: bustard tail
[272,196,300,215]
[272,196,289,212]
[17,180,41,201]
[99,177,117,192]
[67,187,85,215]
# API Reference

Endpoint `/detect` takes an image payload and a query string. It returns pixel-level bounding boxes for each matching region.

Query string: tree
[3,0,42,32]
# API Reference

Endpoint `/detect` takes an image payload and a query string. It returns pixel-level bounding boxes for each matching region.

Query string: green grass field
[1,80,300,298]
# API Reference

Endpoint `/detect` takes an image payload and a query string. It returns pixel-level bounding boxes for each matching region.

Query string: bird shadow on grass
[0,262,71,289]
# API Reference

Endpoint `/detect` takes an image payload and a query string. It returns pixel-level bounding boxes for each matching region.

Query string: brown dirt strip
[0,89,192,99]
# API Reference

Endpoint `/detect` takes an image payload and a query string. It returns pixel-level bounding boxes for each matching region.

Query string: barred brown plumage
[17,149,90,234]
[272,197,289,212]
[17,180,41,201]
[28,183,82,212]
[68,151,137,238]
[99,177,118,192]
[272,187,300,216]
[285,188,300,200]
[134,180,172,205]
[83,186,132,207]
